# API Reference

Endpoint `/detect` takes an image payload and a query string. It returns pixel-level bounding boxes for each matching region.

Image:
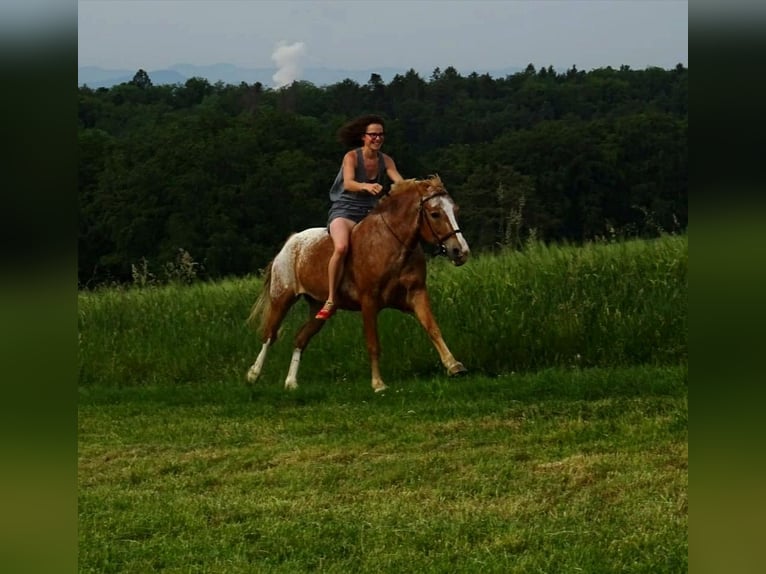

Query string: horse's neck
[361,194,420,251]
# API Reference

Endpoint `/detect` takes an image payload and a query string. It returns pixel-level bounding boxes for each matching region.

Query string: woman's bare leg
[317,217,355,319]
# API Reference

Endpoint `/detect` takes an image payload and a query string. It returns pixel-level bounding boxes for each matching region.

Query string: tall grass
[427,234,688,374]
[79,236,687,572]
[78,235,687,388]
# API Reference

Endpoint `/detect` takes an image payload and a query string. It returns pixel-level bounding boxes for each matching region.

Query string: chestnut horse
[245,175,470,392]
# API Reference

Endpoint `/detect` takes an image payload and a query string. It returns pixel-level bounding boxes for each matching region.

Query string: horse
[245,175,471,392]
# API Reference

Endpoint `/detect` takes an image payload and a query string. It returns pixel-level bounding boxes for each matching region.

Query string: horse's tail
[247,261,274,336]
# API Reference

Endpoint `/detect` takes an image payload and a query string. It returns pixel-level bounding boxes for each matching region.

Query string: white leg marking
[284,348,302,390]
[372,377,388,393]
[246,340,271,383]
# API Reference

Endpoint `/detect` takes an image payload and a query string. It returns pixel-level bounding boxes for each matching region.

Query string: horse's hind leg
[246,293,298,384]
[246,340,271,384]
[283,299,328,390]
[409,290,467,376]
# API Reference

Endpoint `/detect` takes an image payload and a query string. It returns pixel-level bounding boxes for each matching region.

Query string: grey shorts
[327,197,377,227]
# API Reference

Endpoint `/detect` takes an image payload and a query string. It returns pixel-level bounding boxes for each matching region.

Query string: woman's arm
[342,151,381,194]
[384,155,404,184]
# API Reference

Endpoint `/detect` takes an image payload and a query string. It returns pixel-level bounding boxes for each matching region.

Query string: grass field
[78,236,687,572]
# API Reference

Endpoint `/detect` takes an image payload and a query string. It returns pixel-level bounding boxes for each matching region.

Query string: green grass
[79,366,687,573]
[78,236,687,388]
[78,235,687,572]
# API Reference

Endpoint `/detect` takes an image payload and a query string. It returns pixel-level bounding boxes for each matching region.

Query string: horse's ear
[424,178,441,195]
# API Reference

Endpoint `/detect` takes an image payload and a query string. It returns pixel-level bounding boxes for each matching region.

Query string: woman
[316,114,404,320]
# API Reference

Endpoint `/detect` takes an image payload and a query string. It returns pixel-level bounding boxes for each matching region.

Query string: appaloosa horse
[246,175,470,392]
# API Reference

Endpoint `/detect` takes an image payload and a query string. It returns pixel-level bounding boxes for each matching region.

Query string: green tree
[77,62,688,286]
[130,69,152,89]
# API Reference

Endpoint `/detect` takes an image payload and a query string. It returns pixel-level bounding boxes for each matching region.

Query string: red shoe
[315,301,336,320]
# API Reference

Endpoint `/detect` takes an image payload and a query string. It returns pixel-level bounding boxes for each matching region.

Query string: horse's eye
[429,212,441,219]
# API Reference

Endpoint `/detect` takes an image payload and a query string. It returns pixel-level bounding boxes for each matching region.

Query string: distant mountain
[79,67,188,88]
[78,63,525,89]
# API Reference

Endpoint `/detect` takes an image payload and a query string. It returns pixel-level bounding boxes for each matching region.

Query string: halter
[419,190,463,253]
[379,187,463,256]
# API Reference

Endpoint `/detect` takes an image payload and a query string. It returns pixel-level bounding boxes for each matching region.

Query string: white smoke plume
[271,41,306,88]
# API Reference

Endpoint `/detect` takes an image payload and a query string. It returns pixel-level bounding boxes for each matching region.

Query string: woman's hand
[365,183,383,195]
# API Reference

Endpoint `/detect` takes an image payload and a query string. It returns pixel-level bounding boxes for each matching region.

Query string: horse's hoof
[373,383,388,393]
[448,362,467,377]
[284,380,298,391]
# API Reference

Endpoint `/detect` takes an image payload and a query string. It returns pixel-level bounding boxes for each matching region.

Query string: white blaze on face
[436,197,470,254]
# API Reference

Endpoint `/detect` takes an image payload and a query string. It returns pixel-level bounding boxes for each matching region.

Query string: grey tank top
[329,148,389,202]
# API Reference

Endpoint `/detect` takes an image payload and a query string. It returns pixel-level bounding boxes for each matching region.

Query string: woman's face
[363,123,385,148]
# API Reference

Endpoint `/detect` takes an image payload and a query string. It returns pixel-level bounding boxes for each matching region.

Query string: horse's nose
[451,246,469,265]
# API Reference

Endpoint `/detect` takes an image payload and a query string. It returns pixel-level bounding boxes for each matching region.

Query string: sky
[78,0,688,86]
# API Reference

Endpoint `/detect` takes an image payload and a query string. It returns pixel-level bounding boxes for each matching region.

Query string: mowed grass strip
[79,365,687,573]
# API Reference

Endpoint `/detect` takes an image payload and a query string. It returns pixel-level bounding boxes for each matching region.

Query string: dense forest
[78,63,687,287]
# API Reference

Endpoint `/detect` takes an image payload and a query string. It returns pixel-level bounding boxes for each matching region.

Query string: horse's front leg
[409,289,467,376]
[361,300,387,392]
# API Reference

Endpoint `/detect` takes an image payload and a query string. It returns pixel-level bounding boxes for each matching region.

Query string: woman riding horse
[317,114,404,320]
[246,175,471,392]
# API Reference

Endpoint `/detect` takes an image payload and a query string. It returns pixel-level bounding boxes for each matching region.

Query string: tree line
[78,63,687,287]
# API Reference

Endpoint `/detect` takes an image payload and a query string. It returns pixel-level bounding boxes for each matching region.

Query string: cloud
[271,41,306,88]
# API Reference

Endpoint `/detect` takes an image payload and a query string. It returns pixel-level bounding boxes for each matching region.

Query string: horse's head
[393,175,471,266]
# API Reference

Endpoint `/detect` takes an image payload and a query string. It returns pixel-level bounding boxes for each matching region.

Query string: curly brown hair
[337,114,386,148]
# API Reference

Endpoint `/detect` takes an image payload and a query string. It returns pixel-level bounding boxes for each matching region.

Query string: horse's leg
[246,293,298,384]
[246,340,271,384]
[283,299,327,390]
[409,289,467,376]
[361,300,387,392]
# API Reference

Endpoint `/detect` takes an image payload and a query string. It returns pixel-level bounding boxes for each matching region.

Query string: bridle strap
[419,190,463,252]
[378,189,462,256]
[378,210,411,251]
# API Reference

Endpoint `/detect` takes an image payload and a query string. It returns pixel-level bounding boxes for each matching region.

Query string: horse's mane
[370,175,445,216]
[390,174,443,197]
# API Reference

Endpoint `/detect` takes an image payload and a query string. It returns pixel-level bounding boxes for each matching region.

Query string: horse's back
[271,228,331,300]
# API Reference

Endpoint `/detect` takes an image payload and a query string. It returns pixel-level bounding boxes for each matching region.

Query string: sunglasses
[365,132,385,139]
